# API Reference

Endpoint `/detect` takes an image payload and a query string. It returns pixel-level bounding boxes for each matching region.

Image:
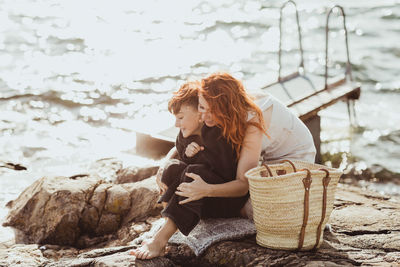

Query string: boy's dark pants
[161,164,249,236]
[158,159,188,203]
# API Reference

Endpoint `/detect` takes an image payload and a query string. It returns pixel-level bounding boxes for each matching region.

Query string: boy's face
[174,104,202,138]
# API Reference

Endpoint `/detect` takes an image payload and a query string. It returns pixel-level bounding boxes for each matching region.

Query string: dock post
[136,133,175,159]
[304,115,321,164]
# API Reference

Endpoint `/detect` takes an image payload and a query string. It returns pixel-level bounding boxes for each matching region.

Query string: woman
[131,72,315,259]
[175,72,315,208]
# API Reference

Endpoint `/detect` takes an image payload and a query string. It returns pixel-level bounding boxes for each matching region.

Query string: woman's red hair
[200,72,267,158]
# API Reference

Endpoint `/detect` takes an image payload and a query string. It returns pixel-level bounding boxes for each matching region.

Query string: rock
[44,246,176,267]
[0,161,27,171]
[90,252,136,267]
[116,166,159,184]
[342,163,400,185]
[89,158,123,182]
[77,246,175,267]
[3,175,161,247]
[3,176,101,245]
[38,244,79,260]
[104,185,132,215]
[122,178,162,225]
[110,221,152,247]
[76,234,114,249]
[131,222,151,234]
[87,157,160,184]
[0,244,49,267]
[3,178,400,266]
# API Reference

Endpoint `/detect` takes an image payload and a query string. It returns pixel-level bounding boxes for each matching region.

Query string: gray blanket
[169,217,256,256]
[134,217,256,256]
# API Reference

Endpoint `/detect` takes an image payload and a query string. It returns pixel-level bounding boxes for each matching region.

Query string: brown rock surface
[88,158,123,182]
[116,165,159,184]
[3,176,101,245]
[2,175,160,247]
[1,173,399,266]
[0,244,50,267]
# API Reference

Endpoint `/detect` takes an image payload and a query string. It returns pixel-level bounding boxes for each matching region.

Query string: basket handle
[279,159,297,172]
[261,163,273,177]
[298,168,312,250]
[313,168,331,250]
[261,159,297,177]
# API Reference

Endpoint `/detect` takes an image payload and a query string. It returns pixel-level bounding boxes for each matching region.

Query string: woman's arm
[176,122,263,203]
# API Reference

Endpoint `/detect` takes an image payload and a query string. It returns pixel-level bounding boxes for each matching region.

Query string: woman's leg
[130,218,177,259]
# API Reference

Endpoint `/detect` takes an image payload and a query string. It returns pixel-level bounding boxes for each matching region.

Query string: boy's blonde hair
[168,81,201,115]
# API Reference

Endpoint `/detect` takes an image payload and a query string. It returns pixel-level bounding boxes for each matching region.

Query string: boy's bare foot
[129,239,166,260]
[130,217,177,260]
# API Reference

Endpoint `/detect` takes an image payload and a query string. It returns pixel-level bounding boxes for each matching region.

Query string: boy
[130,81,246,258]
[157,80,238,219]
[157,80,206,204]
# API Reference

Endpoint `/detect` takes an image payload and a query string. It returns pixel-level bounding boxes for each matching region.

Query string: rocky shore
[1,158,400,266]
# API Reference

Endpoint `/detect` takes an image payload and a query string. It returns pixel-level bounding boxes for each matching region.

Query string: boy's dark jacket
[175,125,237,179]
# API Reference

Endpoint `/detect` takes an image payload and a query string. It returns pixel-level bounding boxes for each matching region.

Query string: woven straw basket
[245,160,342,251]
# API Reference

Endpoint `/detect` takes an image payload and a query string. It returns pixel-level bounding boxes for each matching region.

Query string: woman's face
[198,94,217,127]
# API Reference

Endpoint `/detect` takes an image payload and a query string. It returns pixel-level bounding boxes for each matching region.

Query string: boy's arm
[166,146,179,160]
[156,146,178,193]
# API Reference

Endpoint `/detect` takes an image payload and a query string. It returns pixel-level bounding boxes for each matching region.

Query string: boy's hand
[156,167,167,194]
[185,142,204,158]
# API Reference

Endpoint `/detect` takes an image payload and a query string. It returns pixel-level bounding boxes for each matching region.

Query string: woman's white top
[249,94,316,163]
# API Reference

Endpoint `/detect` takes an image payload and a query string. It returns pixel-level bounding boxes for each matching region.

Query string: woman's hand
[156,167,168,194]
[175,172,209,204]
